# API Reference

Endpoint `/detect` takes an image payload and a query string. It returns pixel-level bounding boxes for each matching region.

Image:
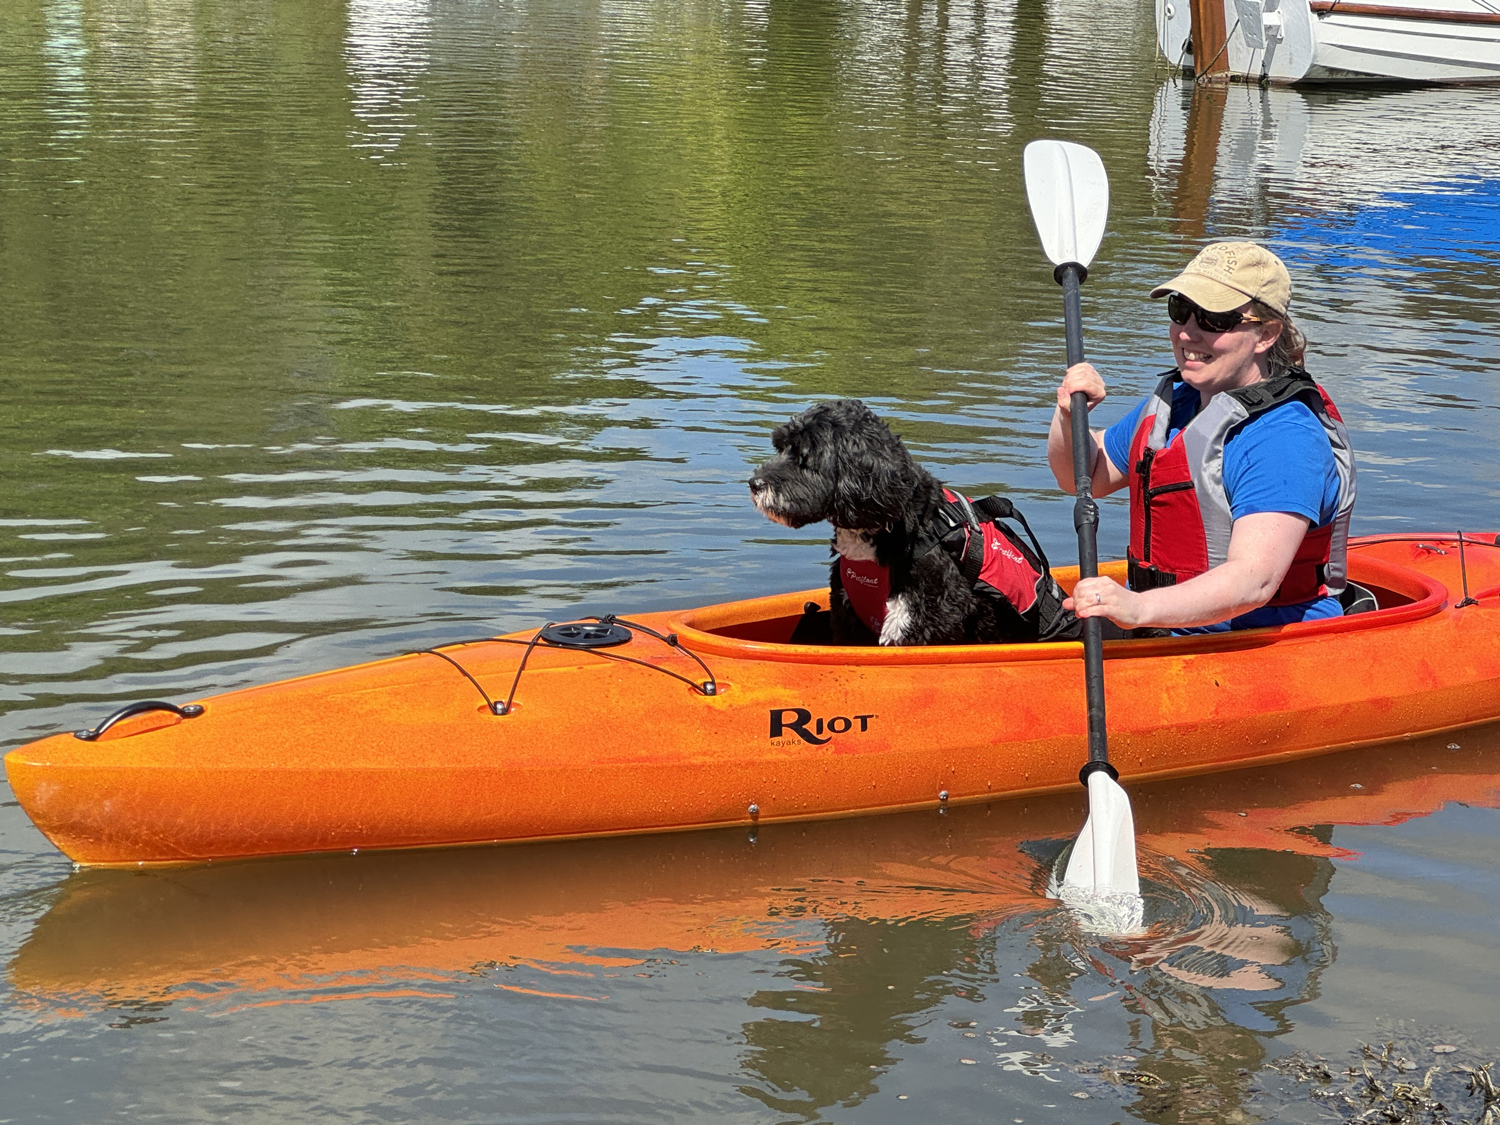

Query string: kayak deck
[6,534,1500,866]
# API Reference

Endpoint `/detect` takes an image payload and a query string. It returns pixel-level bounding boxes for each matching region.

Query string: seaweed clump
[1268,1040,1500,1124]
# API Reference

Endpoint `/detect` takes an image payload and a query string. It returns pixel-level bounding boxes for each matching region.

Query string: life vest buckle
[1127,556,1178,591]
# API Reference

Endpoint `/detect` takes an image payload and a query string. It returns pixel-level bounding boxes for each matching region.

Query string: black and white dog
[749,399,1078,647]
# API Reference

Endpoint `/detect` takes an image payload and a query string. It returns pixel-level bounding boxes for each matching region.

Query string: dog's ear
[773,401,840,456]
[829,402,919,529]
[769,414,799,453]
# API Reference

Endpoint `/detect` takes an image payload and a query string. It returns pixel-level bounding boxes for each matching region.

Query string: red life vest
[839,555,891,634]
[838,490,1071,640]
[1125,368,1357,606]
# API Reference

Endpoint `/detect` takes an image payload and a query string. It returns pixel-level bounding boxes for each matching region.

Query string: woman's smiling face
[1169,300,1283,403]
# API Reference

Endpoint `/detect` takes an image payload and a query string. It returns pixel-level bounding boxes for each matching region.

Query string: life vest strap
[1127,555,1178,591]
[1224,367,1320,416]
[933,492,987,585]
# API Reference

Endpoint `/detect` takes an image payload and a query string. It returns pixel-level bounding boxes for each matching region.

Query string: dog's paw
[877,593,916,646]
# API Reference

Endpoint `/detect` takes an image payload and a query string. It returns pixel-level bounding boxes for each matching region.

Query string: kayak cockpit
[667,542,1468,663]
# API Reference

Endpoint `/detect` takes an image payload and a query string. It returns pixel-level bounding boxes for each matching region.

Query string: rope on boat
[588,615,718,696]
[415,648,504,714]
[1354,532,1500,548]
[495,626,553,715]
[1354,530,1494,609]
[410,618,719,717]
[1457,531,1479,608]
[1194,17,1240,84]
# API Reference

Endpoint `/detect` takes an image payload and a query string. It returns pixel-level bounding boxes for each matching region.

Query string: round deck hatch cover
[540,621,632,648]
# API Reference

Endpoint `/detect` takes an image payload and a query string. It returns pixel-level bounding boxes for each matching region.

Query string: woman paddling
[1048,241,1357,633]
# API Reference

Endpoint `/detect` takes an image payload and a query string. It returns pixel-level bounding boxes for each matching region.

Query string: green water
[4,0,1500,1122]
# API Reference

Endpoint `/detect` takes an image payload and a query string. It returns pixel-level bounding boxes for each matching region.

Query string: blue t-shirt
[1102,383,1343,631]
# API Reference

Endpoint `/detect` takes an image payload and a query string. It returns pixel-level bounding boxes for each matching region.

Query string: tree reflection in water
[739,916,986,1116]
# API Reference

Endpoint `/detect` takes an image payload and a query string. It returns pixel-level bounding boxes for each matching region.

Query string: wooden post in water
[1189,0,1231,79]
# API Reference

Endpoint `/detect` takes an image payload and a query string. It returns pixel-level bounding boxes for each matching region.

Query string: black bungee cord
[587,614,718,696]
[409,616,719,717]
[1456,530,1479,609]
[418,648,504,715]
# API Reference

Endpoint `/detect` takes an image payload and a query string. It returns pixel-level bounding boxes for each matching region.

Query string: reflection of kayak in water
[11,725,1499,1010]
[6,533,1500,866]
[8,806,1044,1010]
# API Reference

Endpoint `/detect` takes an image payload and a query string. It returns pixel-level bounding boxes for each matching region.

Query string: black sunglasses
[1166,292,1262,333]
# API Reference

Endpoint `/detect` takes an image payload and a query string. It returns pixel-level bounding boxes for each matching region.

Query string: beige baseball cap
[1150,241,1291,317]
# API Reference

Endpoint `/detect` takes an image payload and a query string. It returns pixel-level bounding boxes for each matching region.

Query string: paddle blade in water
[1023,140,1109,270]
[1058,771,1144,933]
[1064,770,1140,895]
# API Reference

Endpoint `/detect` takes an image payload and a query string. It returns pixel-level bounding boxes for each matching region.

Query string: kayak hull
[7,534,1500,866]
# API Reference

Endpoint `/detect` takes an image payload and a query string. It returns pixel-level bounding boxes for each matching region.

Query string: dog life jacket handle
[931,493,1052,585]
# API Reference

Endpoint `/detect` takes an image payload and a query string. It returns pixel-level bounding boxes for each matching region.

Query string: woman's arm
[1048,363,1129,497]
[1066,510,1312,629]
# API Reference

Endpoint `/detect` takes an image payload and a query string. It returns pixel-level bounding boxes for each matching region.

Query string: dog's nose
[748,477,766,495]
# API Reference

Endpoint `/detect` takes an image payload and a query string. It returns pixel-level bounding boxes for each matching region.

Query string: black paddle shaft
[1058,262,1110,771]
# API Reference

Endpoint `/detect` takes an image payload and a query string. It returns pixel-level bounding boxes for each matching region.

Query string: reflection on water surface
[4,0,1500,1122]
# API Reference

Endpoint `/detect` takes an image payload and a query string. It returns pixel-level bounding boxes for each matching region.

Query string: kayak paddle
[1022,139,1143,931]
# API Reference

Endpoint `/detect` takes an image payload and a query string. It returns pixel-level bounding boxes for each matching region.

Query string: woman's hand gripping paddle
[1023,140,1143,932]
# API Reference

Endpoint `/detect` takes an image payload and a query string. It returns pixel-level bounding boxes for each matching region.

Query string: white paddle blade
[1062,771,1141,897]
[1058,771,1144,934]
[1023,140,1110,269]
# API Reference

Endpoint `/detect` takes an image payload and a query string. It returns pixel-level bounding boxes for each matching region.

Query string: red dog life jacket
[1125,368,1357,605]
[839,491,1071,641]
[839,556,891,633]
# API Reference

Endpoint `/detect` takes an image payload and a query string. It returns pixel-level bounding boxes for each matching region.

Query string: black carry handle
[1059,262,1113,779]
[74,700,205,741]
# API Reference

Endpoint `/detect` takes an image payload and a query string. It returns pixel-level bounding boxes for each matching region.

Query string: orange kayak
[7,532,1500,867]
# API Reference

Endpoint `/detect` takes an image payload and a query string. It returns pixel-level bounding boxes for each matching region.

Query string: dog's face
[748,399,919,530]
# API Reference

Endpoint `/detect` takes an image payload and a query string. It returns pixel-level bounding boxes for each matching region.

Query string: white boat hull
[1307,9,1500,81]
[1157,0,1196,72]
[1161,0,1500,83]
